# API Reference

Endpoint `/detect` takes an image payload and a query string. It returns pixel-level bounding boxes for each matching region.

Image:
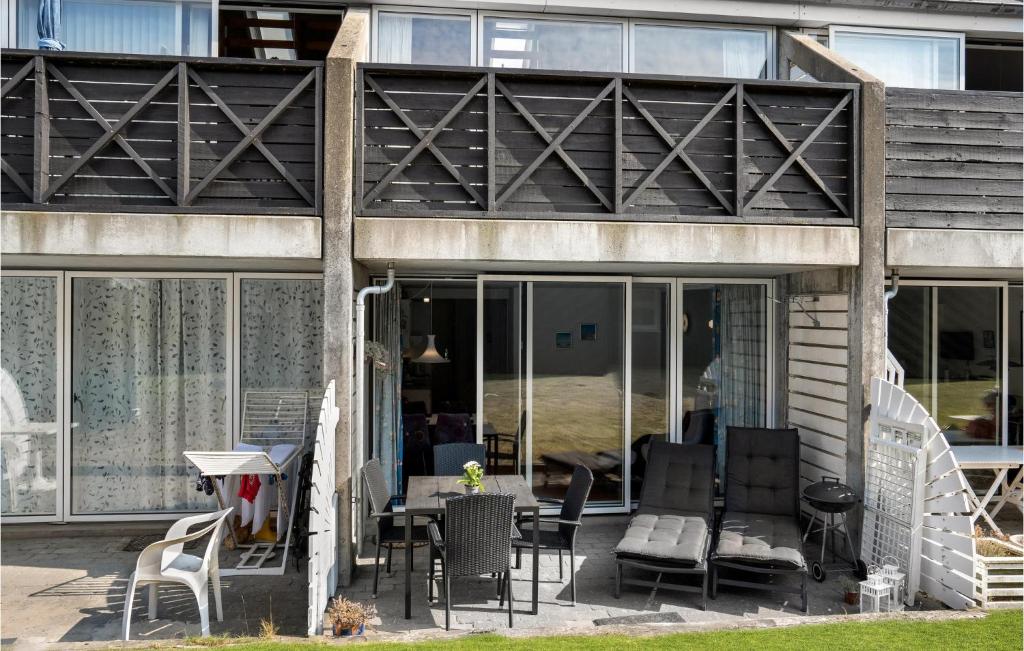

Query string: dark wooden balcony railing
[356,64,859,225]
[886,87,1022,230]
[1,50,322,215]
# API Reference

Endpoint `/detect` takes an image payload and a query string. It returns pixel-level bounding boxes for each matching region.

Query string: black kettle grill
[801,476,866,582]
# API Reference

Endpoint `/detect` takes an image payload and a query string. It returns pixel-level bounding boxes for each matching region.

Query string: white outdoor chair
[122,508,233,640]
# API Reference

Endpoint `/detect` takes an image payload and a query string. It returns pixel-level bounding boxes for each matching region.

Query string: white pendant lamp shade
[413,334,448,364]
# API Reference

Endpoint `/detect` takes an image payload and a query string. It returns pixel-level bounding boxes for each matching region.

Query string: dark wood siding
[1,50,323,215]
[885,88,1023,230]
[356,64,860,226]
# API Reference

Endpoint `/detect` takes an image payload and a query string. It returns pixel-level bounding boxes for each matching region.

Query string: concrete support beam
[1,210,321,261]
[888,228,1024,280]
[323,8,369,588]
[780,32,887,546]
[355,218,860,270]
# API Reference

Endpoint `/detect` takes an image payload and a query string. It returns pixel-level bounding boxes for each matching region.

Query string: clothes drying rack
[184,391,309,576]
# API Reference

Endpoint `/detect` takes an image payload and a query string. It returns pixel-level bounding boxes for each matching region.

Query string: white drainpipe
[352,263,394,552]
[883,269,900,349]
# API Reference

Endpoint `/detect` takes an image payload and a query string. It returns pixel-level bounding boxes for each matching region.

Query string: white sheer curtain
[71,278,226,515]
[377,12,413,63]
[371,284,402,495]
[718,284,766,472]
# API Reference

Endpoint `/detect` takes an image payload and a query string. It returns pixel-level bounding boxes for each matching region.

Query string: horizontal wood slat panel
[357,64,859,225]
[885,87,1023,231]
[0,50,323,215]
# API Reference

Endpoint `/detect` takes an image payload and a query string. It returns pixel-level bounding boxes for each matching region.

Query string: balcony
[1,50,323,216]
[885,87,1022,230]
[355,64,860,226]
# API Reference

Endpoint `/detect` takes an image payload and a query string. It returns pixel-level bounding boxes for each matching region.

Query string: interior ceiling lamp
[414,282,449,364]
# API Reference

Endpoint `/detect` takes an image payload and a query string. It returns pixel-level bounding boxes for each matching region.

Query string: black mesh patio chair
[427,493,516,630]
[512,464,593,605]
[710,427,808,613]
[433,442,486,476]
[361,459,431,598]
[613,441,715,609]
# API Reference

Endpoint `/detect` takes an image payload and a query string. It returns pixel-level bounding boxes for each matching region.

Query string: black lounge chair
[613,441,715,609]
[710,427,808,613]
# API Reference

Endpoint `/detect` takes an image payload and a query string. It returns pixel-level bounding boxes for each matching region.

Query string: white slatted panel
[787,293,849,516]
[869,378,977,610]
[308,382,340,635]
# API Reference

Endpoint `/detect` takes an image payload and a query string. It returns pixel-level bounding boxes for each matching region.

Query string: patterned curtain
[718,284,767,475]
[71,278,226,514]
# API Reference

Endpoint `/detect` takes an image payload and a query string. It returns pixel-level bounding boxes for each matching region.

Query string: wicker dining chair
[427,493,516,630]
[433,443,486,476]
[361,459,431,598]
[513,464,593,605]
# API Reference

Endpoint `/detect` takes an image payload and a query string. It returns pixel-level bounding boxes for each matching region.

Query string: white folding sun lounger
[184,390,309,576]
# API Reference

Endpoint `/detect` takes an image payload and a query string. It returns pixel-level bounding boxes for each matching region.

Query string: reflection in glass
[240,279,324,440]
[1,276,59,517]
[1010,287,1022,445]
[532,282,625,505]
[889,286,934,423]
[481,282,527,477]
[377,12,472,65]
[681,284,766,479]
[633,24,769,78]
[71,278,227,514]
[831,29,961,89]
[483,17,622,72]
[631,283,670,497]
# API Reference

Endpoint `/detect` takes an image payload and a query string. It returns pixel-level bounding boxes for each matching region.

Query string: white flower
[463,461,481,470]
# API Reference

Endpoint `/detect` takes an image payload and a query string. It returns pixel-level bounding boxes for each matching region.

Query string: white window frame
[628,18,777,80]
[478,10,629,73]
[371,4,478,66]
[891,279,1010,445]
[0,270,65,523]
[828,25,965,90]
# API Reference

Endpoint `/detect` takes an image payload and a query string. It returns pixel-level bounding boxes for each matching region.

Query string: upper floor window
[632,23,772,79]
[829,26,963,90]
[482,15,623,72]
[375,10,472,66]
[16,0,213,56]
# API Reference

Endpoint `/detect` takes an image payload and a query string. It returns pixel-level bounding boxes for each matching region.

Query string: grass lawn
[192,610,1022,651]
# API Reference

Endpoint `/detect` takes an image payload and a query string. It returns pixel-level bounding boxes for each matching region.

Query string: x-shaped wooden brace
[42,62,179,203]
[362,72,487,208]
[494,78,614,211]
[495,79,616,210]
[742,92,852,215]
[186,67,316,206]
[622,85,737,213]
[0,58,36,199]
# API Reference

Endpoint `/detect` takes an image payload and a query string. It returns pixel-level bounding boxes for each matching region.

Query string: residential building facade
[1,0,1020,585]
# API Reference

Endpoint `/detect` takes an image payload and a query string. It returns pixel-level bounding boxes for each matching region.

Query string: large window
[889,283,1010,445]
[829,26,963,89]
[632,23,771,79]
[17,0,213,56]
[1,274,61,518]
[375,10,472,65]
[482,15,623,72]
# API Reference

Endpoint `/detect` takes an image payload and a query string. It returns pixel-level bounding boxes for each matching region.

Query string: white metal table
[950,445,1024,535]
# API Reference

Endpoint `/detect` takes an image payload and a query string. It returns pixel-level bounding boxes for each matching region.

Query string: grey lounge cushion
[715,511,805,569]
[638,441,715,517]
[614,513,708,565]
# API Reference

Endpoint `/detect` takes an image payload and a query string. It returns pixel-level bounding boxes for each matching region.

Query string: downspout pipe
[883,269,900,349]
[352,263,394,550]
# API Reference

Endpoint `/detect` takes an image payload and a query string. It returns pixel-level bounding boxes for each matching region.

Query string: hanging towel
[238,474,261,503]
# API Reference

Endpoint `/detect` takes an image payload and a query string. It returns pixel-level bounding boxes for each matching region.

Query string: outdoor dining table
[403,474,540,619]
[950,445,1024,535]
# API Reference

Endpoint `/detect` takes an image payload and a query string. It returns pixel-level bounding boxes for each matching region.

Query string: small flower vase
[465,485,480,495]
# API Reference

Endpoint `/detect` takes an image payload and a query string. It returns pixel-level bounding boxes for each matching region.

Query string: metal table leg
[404,513,413,619]
[532,507,539,615]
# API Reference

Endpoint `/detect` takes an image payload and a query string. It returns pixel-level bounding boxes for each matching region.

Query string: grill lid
[802,475,859,505]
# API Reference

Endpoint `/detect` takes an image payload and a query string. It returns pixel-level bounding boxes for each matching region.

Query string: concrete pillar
[323,8,369,588]
[779,33,887,545]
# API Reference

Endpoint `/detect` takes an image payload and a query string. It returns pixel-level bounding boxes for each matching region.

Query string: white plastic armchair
[122,508,233,640]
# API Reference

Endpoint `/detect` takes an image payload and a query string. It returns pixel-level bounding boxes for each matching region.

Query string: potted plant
[326,596,376,637]
[457,460,485,494]
[841,576,860,605]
